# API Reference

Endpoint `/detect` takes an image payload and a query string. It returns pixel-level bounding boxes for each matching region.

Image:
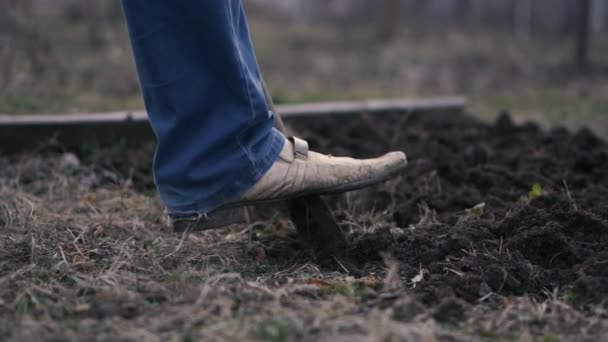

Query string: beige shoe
[170,137,407,232]
[232,137,407,206]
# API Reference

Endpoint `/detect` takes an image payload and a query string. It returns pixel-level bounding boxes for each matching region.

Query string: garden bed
[1,110,607,340]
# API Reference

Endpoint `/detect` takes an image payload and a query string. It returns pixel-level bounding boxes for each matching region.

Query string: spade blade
[263,80,349,261]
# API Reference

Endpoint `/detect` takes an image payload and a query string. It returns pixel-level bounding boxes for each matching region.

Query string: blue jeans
[121,0,285,216]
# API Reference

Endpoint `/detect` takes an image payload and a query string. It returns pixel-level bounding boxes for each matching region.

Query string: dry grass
[1,150,607,341]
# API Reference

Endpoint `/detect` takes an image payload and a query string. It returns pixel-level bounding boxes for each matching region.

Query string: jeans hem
[166,128,285,217]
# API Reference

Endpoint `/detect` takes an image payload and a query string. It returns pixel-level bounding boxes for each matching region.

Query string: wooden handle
[262,79,289,135]
[260,79,351,263]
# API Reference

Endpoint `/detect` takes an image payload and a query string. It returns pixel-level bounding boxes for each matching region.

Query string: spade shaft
[262,81,349,261]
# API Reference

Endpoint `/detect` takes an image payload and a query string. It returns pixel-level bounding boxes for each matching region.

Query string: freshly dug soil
[295,111,608,309]
[95,109,608,309]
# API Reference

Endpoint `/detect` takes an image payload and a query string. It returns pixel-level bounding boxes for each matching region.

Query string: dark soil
[90,110,608,309]
[93,110,608,310]
[295,111,608,310]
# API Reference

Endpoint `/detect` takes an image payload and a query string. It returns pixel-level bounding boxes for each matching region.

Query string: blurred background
[1,0,607,136]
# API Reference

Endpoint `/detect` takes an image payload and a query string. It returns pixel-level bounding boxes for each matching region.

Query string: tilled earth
[1,111,607,341]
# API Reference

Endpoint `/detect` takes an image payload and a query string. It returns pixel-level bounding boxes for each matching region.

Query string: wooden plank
[0,97,466,153]
[277,97,467,116]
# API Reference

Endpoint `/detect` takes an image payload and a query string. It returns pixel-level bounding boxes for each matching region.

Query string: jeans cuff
[166,128,285,217]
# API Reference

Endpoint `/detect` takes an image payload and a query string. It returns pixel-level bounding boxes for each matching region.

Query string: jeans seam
[227,2,255,122]
[227,0,262,173]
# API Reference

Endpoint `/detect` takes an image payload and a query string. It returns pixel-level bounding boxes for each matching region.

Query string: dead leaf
[307,278,330,289]
[74,303,90,313]
[93,225,104,238]
[72,254,86,265]
[254,246,266,263]
[83,193,96,205]
[359,276,382,288]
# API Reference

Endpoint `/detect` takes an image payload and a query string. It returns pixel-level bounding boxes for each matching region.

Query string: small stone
[60,152,80,169]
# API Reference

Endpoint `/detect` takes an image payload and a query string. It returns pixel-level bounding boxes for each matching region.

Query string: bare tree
[514,0,534,39]
[575,0,591,72]
[592,0,607,32]
[379,0,401,41]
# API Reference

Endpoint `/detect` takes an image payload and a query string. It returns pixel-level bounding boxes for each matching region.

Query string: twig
[479,292,494,302]
[443,267,464,277]
[563,180,578,211]
[334,257,350,274]
[163,230,189,259]
[58,245,69,266]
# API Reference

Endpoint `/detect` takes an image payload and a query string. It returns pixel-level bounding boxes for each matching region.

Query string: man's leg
[122,0,408,229]
[121,0,285,216]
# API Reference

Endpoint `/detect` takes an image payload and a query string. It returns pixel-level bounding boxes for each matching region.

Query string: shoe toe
[379,151,408,170]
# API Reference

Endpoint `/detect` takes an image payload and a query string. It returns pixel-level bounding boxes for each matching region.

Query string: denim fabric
[121,0,284,216]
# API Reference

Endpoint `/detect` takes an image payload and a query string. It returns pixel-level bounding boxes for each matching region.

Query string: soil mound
[297,111,608,308]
